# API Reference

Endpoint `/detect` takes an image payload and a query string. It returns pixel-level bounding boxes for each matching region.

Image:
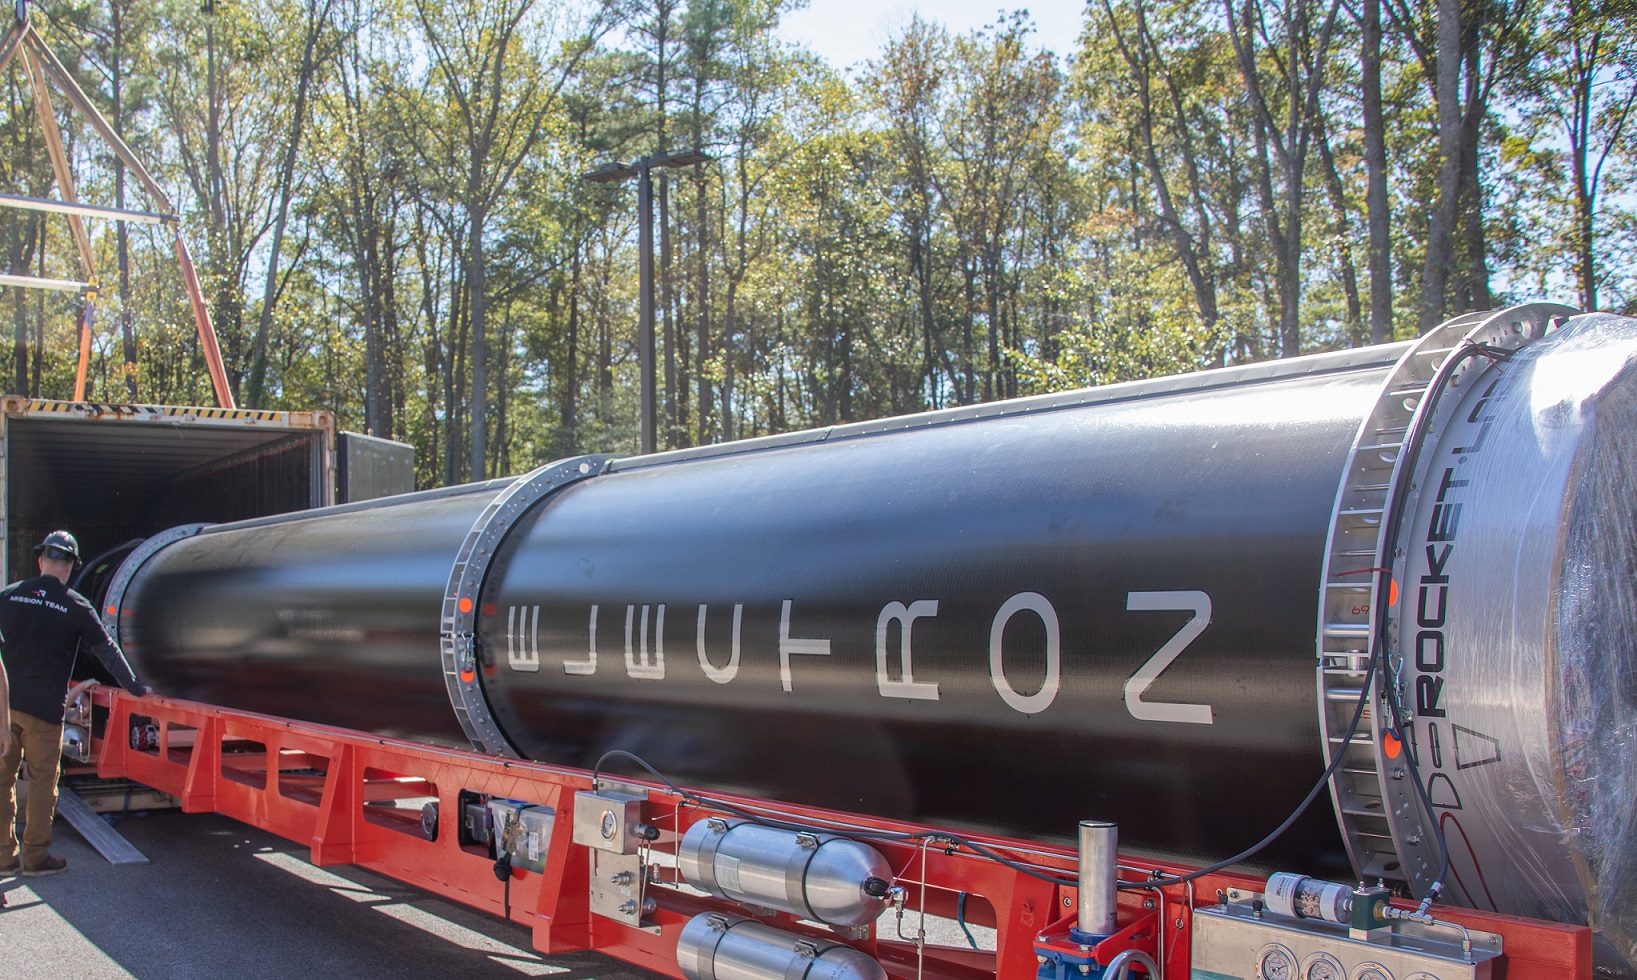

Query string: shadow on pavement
[0,808,658,980]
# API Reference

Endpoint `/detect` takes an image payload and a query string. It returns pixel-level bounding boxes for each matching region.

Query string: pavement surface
[0,806,661,980]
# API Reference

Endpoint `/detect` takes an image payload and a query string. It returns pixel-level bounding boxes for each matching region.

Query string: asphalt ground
[0,806,661,980]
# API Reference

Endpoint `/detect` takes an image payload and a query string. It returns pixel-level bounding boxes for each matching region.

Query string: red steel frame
[84,688,1592,979]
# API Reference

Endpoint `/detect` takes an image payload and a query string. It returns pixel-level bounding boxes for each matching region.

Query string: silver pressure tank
[677,819,893,927]
[676,914,887,980]
[105,308,1637,975]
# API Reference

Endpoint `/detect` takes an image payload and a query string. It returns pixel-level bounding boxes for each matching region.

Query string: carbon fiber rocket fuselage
[118,347,1405,875]
[106,312,1637,974]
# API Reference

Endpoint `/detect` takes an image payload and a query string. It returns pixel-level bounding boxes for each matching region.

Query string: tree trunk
[468,203,487,481]
[722,279,736,442]
[111,4,138,399]
[1315,118,1362,342]
[12,289,26,396]
[203,6,242,397]
[659,173,677,446]
[694,172,711,444]
[1418,0,1463,332]
[380,213,402,440]
[562,251,581,454]
[984,248,1000,401]
[247,0,332,408]
[1362,0,1393,343]
[1456,39,1489,312]
[961,261,975,404]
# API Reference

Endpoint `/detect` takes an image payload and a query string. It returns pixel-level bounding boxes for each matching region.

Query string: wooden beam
[0,21,25,77]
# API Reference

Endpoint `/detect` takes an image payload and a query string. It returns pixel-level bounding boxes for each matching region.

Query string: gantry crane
[0,0,233,407]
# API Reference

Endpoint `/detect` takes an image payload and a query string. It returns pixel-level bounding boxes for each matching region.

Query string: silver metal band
[692,819,736,900]
[101,522,211,644]
[440,454,614,756]
[783,834,821,922]
[1315,303,1575,894]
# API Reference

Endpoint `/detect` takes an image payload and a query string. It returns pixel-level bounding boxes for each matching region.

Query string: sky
[775,0,1087,68]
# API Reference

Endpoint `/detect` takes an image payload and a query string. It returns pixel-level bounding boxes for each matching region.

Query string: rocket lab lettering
[1123,591,1213,724]
[778,599,831,692]
[625,604,665,679]
[876,600,940,700]
[696,603,743,684]
[514,588,1215,723]
[1414,375,1496,720]
[988,592,1060,715]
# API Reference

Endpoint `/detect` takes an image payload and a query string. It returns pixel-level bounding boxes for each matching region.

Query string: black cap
[33,530,80,562]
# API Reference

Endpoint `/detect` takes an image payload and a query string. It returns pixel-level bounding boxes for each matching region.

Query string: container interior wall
[4,416,322,583]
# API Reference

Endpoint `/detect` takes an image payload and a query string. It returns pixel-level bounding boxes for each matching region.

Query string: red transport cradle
[79,688,1589,980]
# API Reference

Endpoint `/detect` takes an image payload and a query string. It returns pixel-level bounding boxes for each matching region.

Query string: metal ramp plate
[56,785,148,865]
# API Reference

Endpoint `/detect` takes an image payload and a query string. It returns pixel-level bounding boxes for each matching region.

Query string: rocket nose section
[1393,312,1637,977]
[1552,317,1637,974]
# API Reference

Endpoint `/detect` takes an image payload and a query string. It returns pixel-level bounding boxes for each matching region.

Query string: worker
[0,655,10,757]
[0,530,149,877]
[0,655,4,905]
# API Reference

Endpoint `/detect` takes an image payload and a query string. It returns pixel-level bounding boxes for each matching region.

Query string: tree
[870,18,955,408]
[1224,0,1344,356]
[395,0,602,479]
[1386,0,1525,329]
[1091,0,1226,349]
[1504,0,1637,310]
[1361,0,1393,342]
[243,0,345,407]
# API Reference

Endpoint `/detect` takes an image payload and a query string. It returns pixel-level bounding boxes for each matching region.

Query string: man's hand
[65,678,99,707]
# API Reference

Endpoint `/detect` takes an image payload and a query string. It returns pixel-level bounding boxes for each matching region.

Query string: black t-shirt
[0,574,141,723]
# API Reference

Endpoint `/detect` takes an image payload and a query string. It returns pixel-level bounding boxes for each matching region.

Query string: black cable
[1362,341,1512,905]
[1119,658,1378,890]
[592,749,683,795]
[956,892,979,949]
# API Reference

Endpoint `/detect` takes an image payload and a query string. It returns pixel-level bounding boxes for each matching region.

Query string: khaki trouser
[0,709,63,867]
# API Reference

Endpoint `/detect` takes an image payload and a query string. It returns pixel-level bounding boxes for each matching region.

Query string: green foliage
[0,0,1626,488]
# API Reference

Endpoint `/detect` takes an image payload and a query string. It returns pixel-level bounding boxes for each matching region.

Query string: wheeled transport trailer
[79,306,1637,978]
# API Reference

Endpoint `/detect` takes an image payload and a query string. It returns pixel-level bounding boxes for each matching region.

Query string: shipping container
[0,396,412,588]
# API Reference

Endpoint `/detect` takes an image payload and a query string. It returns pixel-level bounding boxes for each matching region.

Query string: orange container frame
[86,689,1591,979]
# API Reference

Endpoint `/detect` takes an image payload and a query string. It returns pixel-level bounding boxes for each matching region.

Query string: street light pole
[635,156,657,454]
[582,148,712,456]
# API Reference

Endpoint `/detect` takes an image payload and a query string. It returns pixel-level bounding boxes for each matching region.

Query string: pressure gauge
[1352,964,1394,980]
[1256,944,1298,980]
[1303,953,1344,980]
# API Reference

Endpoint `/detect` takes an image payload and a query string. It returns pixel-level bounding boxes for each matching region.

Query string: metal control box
[572,789,645,855]
[1191,903,1502,980]
[487,801,555,874]
[572,788,656,931]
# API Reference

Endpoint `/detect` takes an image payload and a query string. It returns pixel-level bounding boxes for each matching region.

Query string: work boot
[0,857,17,876]
[21,854,67,877]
